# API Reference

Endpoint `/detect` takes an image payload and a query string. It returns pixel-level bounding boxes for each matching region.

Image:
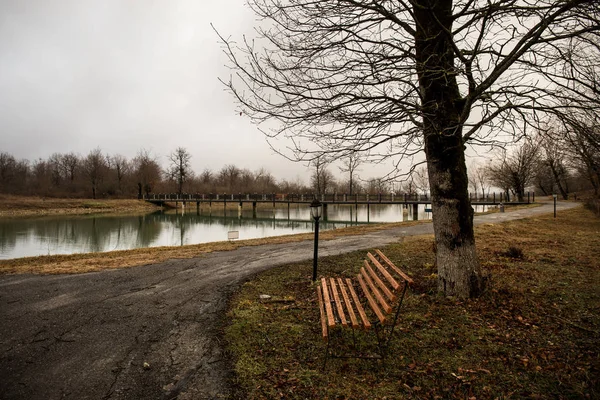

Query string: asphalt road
[0,201,578,400]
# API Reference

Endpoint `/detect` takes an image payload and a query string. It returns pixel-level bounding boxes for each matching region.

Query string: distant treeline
[0,148,394,199]
[3,135,597,201]
[0,148,300,199]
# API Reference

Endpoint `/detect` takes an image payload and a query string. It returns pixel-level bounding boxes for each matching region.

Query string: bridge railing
[145,192,534,204]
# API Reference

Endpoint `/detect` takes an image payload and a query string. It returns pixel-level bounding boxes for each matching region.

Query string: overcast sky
[0,0,330,182]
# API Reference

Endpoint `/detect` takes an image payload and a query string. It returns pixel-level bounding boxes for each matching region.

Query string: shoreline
[0,198,542,275]
[0,195,159,218]
[0,219,427,275]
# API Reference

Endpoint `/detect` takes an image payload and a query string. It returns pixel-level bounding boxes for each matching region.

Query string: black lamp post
[310,199,323,282]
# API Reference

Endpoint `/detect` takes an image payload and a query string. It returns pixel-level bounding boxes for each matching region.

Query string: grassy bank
[225,206,599,399]
[0,195,158,217]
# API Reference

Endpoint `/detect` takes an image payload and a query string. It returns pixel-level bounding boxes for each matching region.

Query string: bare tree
[167,147,193,195]
[132,149,162,199]
[83,148,107,199]
[488,141,540,202]
[475,164,491,201]
[399,176,417,196]
[538,134,571,199]
[310,156,335,196]
[239,169,255,193]
[0,153,29,194]
[468,163,480,200]
[61,153,79,184]
[218,165,241,193]
[254,168,277,193]
[108,154,130,194]
[0,152,16,191]
[365,177,388,195]
[31,158,51,195]
[469,162,491,200]
[412,166,429,196]
[198,169,215,193]
[47,153,64,187]
[339,152,362,195]
[279,176,310,194]
[558,113,600,195]
[218,0,599,297]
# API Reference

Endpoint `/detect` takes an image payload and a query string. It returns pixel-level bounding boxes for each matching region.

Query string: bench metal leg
[322,335,331,370]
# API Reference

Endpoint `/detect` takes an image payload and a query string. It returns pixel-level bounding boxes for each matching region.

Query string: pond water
[0,203,493,259]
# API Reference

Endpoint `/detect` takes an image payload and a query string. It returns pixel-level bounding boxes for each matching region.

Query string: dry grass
[0,195,158,217]
[225,206,599,399]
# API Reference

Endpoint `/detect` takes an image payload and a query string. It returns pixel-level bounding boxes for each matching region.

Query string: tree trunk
[349,174,353,196]
[426,132,485,298]
[537,179,550,196]
[548,162,568,200]
[415,0,485,298]
[589,168,599,195]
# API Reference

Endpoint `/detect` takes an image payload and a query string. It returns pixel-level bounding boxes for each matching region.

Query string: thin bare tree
[469,162,491,200]
[167,147,193,196]
[557,112,600,195]
[339,152,362,195]
[218,165,241,193]
[538,134,570,199]
[108,154,130,194]
[488,141,540,202]
[412,166,430,196]
[311,155,335,196]
[132,149,162,199]
[83,148,107,199]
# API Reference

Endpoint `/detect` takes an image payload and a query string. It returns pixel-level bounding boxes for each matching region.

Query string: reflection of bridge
[145,192,533,220]
[158,210,370,226]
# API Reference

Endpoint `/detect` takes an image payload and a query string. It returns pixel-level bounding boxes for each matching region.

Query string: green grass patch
[225,207,600,399]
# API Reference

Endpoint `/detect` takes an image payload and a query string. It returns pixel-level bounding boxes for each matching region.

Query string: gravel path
[0,201,578,399]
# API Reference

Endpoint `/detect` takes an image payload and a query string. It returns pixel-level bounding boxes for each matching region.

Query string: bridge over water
[144,192,534,221]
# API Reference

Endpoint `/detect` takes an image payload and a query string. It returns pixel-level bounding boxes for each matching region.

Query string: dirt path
[0,201,579,400]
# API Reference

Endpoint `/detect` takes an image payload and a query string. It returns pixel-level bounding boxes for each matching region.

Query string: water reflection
[0,203,492,259]
[0,213,166,259]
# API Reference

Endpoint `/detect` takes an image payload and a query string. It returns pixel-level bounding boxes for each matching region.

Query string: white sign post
[228,231,239,240]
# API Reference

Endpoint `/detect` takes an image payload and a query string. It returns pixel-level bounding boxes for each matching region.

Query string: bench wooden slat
[346,278,371,330]
[360,267,392,314]
[329,277,348,326]
[316,285,328,341]
[364,259,396,302]
[368,252,400,291]
[321,278,336,328]
[375,249,414,284]
[316,251,412,361]
[337,278,359,328]
[357,274,386,324]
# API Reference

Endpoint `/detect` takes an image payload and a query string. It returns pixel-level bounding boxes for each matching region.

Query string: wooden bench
[316,249,413,365]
